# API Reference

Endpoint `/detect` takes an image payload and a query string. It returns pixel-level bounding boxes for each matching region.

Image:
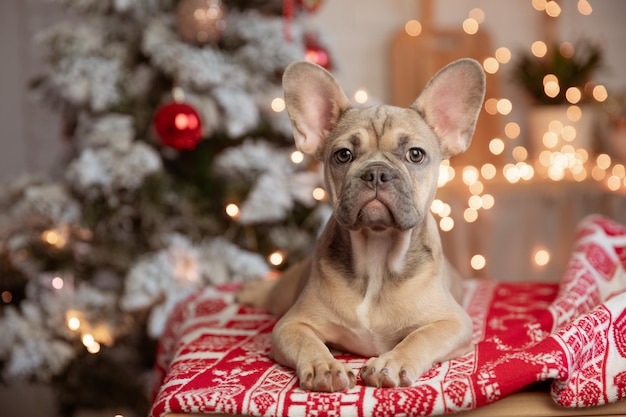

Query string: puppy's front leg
[360,314,472,388]
[271,318,356,392]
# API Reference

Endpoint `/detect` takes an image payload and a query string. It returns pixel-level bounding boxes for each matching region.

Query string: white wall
[1,0,625,182]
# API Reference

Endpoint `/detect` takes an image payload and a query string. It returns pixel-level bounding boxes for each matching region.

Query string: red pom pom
[153,102,203,150]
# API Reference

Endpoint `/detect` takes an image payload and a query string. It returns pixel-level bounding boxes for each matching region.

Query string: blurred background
[0,1,625,416]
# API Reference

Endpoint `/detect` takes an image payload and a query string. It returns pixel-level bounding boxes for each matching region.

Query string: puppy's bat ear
[282,61,351,157]
[412,58,486,158]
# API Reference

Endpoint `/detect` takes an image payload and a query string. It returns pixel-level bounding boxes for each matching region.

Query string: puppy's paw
[235,278,275,308]
[298,359,356,392]
[360,353,427,388]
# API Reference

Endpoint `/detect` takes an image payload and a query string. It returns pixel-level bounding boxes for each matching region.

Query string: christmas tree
[0,0,332,414]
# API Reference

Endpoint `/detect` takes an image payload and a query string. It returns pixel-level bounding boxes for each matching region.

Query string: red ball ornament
[304,33,332,71]
[153,102,203,150]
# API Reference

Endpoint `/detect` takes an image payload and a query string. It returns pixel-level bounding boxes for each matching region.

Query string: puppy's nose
[361,165,395,186]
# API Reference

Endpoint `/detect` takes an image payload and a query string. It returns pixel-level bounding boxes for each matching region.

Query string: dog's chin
[342,199,413,232]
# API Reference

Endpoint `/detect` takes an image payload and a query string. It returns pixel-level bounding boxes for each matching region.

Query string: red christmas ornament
[153,102,203,150]
[304,33,332,71]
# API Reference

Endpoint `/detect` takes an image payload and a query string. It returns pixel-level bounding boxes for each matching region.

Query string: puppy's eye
[406,147,426,164]
[334,148,353,164]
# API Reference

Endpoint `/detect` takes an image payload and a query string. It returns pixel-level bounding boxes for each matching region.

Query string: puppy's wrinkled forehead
[327,105,438,155]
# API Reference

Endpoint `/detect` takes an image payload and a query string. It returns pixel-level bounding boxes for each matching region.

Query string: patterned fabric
[150,215,626,416]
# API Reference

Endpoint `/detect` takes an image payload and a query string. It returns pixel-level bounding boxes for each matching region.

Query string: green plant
[512,40,603,105]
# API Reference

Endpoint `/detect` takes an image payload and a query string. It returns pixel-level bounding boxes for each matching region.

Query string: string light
[462,18,479,35]
[354,89,369,104]
[534,249,551,266]
[495,47,511,64]
[225,203,240,219]
[471,254,486,270]
[312,187,326,201]
[531,41,547,58]
[268,251,285,266]
[51,276,64,290]
[483,57,499,74]
[468,8,485,24]
[577,0,592,15]
[271,97,285,112]
[404,20,422,37]
[290,151,304,164]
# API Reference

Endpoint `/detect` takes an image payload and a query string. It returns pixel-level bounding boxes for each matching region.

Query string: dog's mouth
[357,198,394,231]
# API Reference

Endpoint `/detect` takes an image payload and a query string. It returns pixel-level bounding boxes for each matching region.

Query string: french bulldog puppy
[237,58,486,392]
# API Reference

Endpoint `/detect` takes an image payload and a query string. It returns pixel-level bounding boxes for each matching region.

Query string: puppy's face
[282,59,485,231]
[321,105,442,231]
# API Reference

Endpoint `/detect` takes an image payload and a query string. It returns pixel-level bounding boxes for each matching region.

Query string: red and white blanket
[150,215,626,416]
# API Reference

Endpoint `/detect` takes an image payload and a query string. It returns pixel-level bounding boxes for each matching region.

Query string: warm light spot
[268,251,285,266]
[86,341,101,354]
[532,0,548,11]
[481,194,495,209]
[469,181,484,195]
[471,254,486,270]
[562,125,577,142]
[438,162,456,187]
[534,249,550,266]
[567,105,582,122]
[592,166,606,181]
[354,89,369,104]
[489,138,505,155]
[565,87,582,104]
[481,164,497,180]
[82,334,95,347]
[439,203,452,218]
[484,98,499,115]
[462,166,479,185]
[51,276,64,290]
[312,187,326,201]
[2,291,12,304]
[405,20,422,37]
[440,217,454,231]
[607,176,621,191]
[469,8,485,23]
[559,42,575,58]
[431,199,445,214]
[462,18,479,35]
[42,229,67,248]
[545,1,561,17]
[504,164,521,183]
[468,195,483,210]
[593,85,608,102]
[597,154,612,170]
[495,47,511,64]
[531,41,548,58]
[548,120,563,133]
[271,97,285,112]
[504,122,521,139]
[483,57,499,74]
[542,132,558,148]
[464,208,479,223]
[225,203,240,218]
[613,164,626,178]
[290,151,304,164]
[578,0,592,15]
[496,99,512,115]
[544,81,560,98]
[68,317,80,331]
[518,162,535,180]
[512,146,528,162]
